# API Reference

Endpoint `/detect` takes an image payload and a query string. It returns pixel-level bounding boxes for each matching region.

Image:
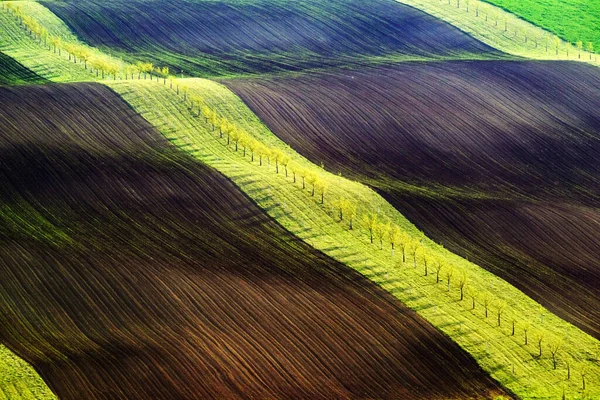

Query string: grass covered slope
[225,60,600,340]
[482,0,600,45]
[0,51,47,85]
[42,0,503,76]
[0,83,508,399]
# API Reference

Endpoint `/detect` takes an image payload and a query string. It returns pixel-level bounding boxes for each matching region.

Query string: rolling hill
[42,0,504,77]
[0,82,509,399]
[225,59,600,340]
[0,51,47,85]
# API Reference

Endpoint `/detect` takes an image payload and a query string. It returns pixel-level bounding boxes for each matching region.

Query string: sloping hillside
[43,0,503,76]
[225,60,600,339]
[0,51,47,85]
[0,83,508,399]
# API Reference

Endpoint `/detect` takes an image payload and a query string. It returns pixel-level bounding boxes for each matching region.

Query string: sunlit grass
[398,0,600,65]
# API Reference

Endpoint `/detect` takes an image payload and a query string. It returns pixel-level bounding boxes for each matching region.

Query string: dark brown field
[225,60,600,339]
[0,83,508,399]
[43,0,502,76]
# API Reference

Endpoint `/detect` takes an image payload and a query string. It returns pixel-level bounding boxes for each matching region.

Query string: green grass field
[2,1,600,398]
[482,0,600,45]
[0,346,56,400]
[398,0,600,64]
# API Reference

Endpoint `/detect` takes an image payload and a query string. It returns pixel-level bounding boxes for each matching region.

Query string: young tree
[469,288,476,310]
[79,47,91,70]
[581,366,588,390]
[271,149,284,173]
[306,173,317,196]
[387,224,401,256]
[239,132,250,157]
[161,66,169,84]
[280,154,291,177]
[445,267,454,291]
[374,222,390,250]
[408,240,421,269]
[334,198,347,221]
[586,42,594,59]
[536,331,545,357]
[577,40,583,58]
[288,161,298,183]
[247,139,259,163]
[434,259,444,283]
[549,340,562,370]
[523,322,531,345]
[553,35,561,55]
[299,168,308,189]
[397,232,410,263]
[230,127,241,151]
[482,292,491,318]
[50,36,61,54]
[346,201,357,230]
[168,74,176,89]
[182,85,189,101]
[458,273,467,300]
[316,179,328,204]
[496,301,506,326]
[362,213,378,244]
[257,143,268,166]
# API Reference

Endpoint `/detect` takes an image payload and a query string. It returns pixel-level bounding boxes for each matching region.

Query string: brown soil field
[0,83,508,399]
[225,60,600,339]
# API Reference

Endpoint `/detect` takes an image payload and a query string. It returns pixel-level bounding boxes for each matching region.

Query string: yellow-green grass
[0,346,56,400]
[0,1,128,82]
[397,0,600,65]
[3,1,600,398]
[106,77,600,399]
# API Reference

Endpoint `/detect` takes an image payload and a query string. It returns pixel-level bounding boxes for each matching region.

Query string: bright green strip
[0,346,56,400]
[397,0,600,65]
[481,0,600,46]
[107,77,600,400]
[0,1,127,82]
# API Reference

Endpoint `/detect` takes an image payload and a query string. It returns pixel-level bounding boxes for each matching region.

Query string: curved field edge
[106,77,600,399]
[2,2,600,398]
[0,51,47,84]
[480,0,600,47]
[40,0,507,78]
[0,83,510,399]
[396,0,600,66]
[0,346,56,399]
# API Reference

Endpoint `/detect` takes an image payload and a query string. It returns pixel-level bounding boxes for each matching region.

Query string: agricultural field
[225,60,600,340]
[42,0,505,77]
[0,83,509,399]
[1,0,600,398]
[482,0,600,45]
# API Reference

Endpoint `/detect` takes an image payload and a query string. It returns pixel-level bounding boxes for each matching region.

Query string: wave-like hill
[0,51,48,85]
[0,83,508,399]
[43,0,501,76]
[225,60,600,340]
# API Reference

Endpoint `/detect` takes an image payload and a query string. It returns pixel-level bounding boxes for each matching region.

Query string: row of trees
[4,3,180,82]
[174,82,595,391]
[451,0,596,60]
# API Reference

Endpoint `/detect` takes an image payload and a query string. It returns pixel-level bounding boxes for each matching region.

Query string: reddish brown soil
[225,60,600,339]
[0,83,508,399]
